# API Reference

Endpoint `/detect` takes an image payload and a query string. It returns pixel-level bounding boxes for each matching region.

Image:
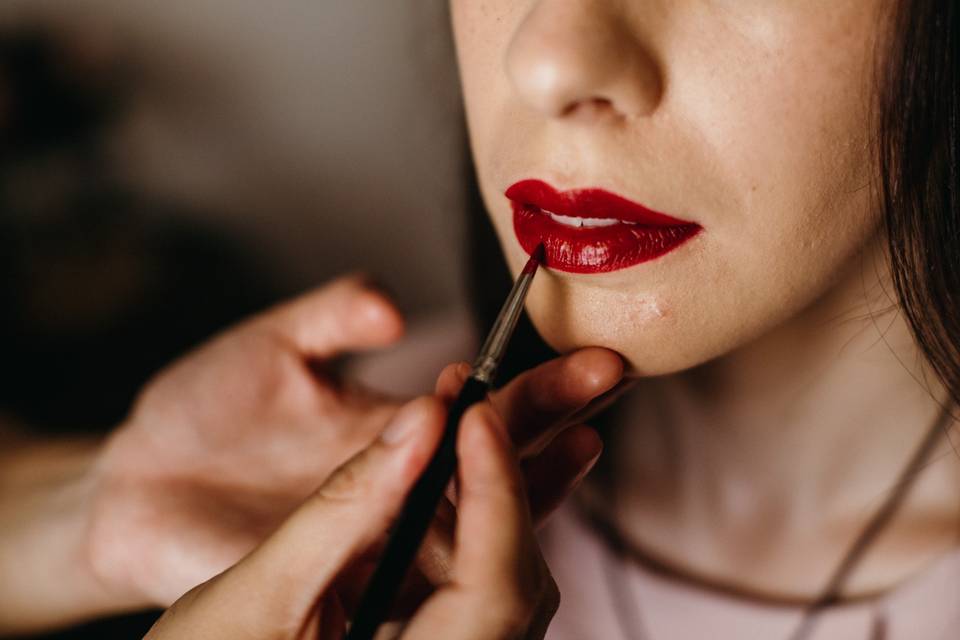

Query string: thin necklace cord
[590,402,955,640]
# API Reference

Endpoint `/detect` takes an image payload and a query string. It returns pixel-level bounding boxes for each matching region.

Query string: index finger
[403,403,558,639]
[450,403,540,590]
[437,348,624,454]
[258,273,405,359]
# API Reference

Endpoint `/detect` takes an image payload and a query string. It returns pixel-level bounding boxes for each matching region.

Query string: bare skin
[451,0,960,603]
[0,275,624,634]
[596,237,960,601]
[4,1,960,635]
[145,396,562,640]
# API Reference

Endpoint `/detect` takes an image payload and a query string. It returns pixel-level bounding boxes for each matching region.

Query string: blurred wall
[0,0,467,316]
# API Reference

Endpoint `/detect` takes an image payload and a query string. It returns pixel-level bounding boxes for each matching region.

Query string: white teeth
[546,211,626,228]
[582,217,625,227]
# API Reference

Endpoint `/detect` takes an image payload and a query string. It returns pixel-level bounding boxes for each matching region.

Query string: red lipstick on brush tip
[506,179,701,274]
[522,243,546,274]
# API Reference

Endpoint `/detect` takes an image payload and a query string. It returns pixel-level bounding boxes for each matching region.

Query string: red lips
[505,179,701,274]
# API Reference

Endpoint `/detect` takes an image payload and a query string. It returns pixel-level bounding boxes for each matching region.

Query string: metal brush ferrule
[468,253,540,386]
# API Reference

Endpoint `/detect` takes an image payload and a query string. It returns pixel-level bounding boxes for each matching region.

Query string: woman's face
[451,1,886,375]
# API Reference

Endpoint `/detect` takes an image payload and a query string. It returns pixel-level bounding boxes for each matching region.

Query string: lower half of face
[453,0,885,376]
[489,191,879,376]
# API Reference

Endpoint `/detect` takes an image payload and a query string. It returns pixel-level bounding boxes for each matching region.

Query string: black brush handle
[342,375,490,640]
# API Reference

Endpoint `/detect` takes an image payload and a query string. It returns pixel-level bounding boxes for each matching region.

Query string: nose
[505,1,663,121]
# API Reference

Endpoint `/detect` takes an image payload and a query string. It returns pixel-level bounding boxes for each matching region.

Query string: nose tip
[505,7,663,121]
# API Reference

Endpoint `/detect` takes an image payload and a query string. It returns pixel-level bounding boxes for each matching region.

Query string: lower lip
[511,202,702,274]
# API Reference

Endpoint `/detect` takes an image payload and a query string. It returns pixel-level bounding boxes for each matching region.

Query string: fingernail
[576,445,604,481]
[379,404,420,445]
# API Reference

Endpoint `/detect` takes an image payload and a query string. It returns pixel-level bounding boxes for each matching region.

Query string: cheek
[462,0,884,375]
[451,1,517,155]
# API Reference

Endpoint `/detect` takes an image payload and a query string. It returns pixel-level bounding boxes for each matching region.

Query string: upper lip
[504,179,696,227]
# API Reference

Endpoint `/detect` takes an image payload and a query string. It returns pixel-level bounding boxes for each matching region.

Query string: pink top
[537,498,960,640]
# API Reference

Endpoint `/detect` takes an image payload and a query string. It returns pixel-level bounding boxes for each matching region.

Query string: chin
[524,290,710,378]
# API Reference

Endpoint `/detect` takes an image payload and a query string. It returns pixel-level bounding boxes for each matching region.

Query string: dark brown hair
[468,0,960,415]
[880,0,960,410]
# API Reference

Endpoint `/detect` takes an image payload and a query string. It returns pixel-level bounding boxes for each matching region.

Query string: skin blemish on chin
[605,289,667,323]
[632,296,665,322]
[585,290,669,344]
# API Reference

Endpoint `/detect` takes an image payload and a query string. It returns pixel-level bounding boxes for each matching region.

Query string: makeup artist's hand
[147,396,560,640]
[81,274,624,614]
[381,353,624,616]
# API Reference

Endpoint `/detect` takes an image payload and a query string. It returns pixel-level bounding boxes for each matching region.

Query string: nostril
[560,97,616,119]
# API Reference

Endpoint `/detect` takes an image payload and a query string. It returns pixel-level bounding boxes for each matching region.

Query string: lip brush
[342,244,545,640]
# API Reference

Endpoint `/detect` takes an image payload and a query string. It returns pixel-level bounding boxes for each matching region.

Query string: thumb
[229,396,447,625]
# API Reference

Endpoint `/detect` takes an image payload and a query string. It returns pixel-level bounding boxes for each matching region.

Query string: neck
[594,235,960,600]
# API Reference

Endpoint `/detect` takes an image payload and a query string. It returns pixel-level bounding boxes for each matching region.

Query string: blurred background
[0,2,473,636]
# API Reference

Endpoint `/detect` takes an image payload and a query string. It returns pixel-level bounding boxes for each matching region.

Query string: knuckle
[313,454,375,504]
[471,565,558,639]
[467,403,509,442]
[515,561,560,617]
[493,598,535,638]
[485,581,540,633]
